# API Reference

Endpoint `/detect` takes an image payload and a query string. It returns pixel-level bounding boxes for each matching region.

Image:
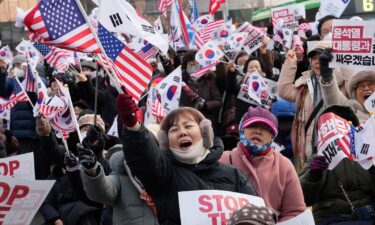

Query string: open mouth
[364,93,372,100]
[251,137,262,144]
[179,140,192,151]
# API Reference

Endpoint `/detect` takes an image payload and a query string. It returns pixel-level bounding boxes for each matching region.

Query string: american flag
[191,63,217,79]
[98,23,152,102]
[33,43,72,70]
[335,133,353,160]
[23,0,101,53]
[137,43,158,60]
[209,0,225,15]
[40,103,64,118]
[152,98,165,119]
[3,79,29,110]
[194,19,224,49]
[298,23,312,31]
[158,0,174,17]
[24,61,37,92]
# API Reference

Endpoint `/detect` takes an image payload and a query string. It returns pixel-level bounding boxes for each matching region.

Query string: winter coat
[40,175,101,225]
[277,60,346,168]
[220,145,306,222]
[320,77,369,123]
[77,79,118,126]
[121,125,257,225]
[81,150,159,225]
[180,72,222,133]
[299,158,375,222]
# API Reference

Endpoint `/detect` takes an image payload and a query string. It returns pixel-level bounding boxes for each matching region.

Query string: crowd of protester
[1,14,375,225]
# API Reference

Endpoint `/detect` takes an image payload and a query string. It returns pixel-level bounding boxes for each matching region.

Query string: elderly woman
[220,106,306,222]
[319,50,375,122]
[115,89,257,225]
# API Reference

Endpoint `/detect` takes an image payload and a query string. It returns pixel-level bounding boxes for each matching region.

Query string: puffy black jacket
[122,125,257,225]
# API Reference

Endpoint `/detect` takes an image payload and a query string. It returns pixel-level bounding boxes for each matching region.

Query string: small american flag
[40,103,64,118]
[4,79,29,110]
[194,19,224,49]
[158,0,174,17]
[33,43,72,70]
[24,0,101,53]
[137,43,158,61]
[24,61,37,92]
[191,63,217,79]
[152,98,165,119]
[298,23,312,31]
[98,23,152,102]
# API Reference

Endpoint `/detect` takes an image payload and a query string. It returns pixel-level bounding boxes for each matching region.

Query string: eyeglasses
[355,81,375,91]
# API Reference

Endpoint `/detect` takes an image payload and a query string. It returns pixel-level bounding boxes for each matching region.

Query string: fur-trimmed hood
[348,71,375,100]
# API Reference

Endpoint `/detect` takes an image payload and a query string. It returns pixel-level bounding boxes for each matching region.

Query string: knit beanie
[227,204,277,225]
[78,114,105,132]
[240,106,278,136]
[348,71,375,100]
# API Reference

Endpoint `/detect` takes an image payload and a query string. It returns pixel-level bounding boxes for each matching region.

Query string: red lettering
[238,197,250,208]
[220,212,228,225]
[9,161,20,176]
[0,182,10,204]
[224,196,238,211]
[0,163,8,176]
[199,195,213,213]
[6,185,29,205]
[212,195,224,211]
[207,213,220,225]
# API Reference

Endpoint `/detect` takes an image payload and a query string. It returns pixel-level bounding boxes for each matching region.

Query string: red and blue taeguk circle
[204,49,215,59]
[167,85,178,100]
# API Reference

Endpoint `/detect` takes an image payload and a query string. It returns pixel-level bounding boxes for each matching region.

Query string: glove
[64,152,80,172]
[194,97,207,111]
[77,144,98,172]
[309,155,329,181]
[3,130,13,144]
[116,87,139,127]
[319,48,333,83]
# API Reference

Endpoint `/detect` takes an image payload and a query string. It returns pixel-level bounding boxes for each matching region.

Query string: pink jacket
[220,145,306,222]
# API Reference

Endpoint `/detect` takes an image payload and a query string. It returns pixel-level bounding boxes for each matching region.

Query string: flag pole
[75,0,123,95]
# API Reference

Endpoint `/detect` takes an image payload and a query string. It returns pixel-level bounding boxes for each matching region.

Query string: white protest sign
[271,4,306,30]
[241,24,265,54]
[277,208,315,225]
[0,153,35,180]
[0,176,55,225]
[364,92,375,113]
[263,77,278,99]
[317,113,352,170]
[179,190,265,225]
[329,20,375,70]
[355,116,375,162]
[316,0,351,21]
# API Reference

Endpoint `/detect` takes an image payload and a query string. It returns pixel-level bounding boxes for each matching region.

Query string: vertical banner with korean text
[329,20,375,70]
[179,190,265,225]
[271,4,306,30]
[0,176,55,225]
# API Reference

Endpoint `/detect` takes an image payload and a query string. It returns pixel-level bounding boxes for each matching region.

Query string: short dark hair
[243,56,265,74]
[234,51,249,65]
[317,15,337,36]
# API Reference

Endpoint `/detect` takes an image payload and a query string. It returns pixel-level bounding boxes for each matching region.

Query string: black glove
[319,48,333,83]
[64,152,80,172]
[194,97,207,111]
[4,130,13,144]
[77,144,98,172]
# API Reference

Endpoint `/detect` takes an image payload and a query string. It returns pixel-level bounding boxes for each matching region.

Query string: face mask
[14,67,25,78]
[238,65,245,74]
[81,131,87,140]
[186,65,200,75]
[170,139,210,164]
[239,129,272,157]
